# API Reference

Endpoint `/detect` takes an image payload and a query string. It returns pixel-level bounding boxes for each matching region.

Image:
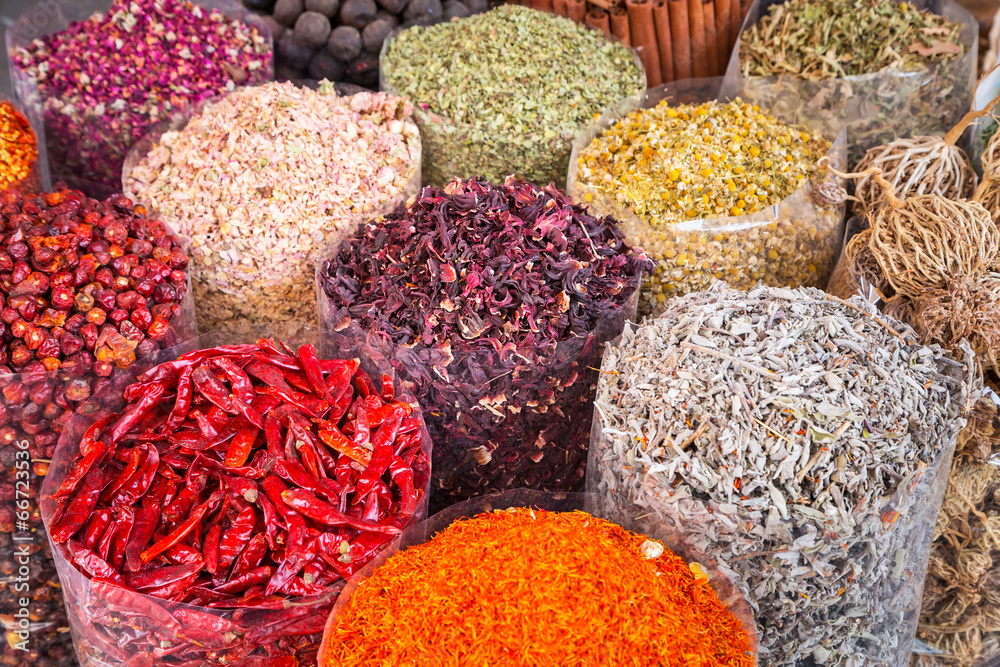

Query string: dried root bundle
[912,274,1000,376]
[868,195,1000,298]
[975,131,1000,225]
[844,228,895,299]
[854,136,976,217]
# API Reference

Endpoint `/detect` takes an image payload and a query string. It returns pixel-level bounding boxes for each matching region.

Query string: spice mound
[381,5,645,187]
[45,337,430,666]
[10,0,271,188]
[0,184,191,667]
[127,80,420,331]
[740,0,965,80]
[589,283,976,667]
[572,98,839,316]
[322,508,755,666]
[0,100,38,192]
[320,177,651,509]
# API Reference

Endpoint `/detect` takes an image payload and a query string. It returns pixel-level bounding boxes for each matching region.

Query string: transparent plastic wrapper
[825,215,868,299]
[722,0,978,167]
[568,78,847,318]
[318,489,759,666]
[6,0,274,190]
[587,289,977,667]
[379,24,645,189]
[318,260,641,511]
[0,186,195,667]
[40,323,433,666]
[123,84,422,331]
[0,92,44,195]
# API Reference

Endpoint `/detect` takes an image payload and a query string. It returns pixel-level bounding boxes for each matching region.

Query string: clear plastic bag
[0,186,195,667]
[379,23,645,189]
[122,83,421,332]
[567,78,847,319]
[40,323,432,666]
[5,0,275,190]
[0,91,45,194]
[587,308,975,667]
[722,0,978,168]
[318,258,642,512]
[825,215,869,300]
[317,489,759,666]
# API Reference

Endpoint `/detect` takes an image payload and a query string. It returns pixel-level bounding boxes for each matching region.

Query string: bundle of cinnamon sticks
[514,0,752,86]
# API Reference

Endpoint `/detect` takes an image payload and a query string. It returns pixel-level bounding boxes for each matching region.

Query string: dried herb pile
[740,0,965,80]
[45,338,430,666]
[381,5,645,187]
[0,100,38,193]
[0,185,192,667]
[127,81,420,332]
[9,0,272,188]
[319,177,650,509]
[322,508,755,666]
[590,283,976,667]
[572,98,840,317]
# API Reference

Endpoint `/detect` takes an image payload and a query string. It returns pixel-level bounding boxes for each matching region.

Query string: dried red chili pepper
[45,337,430,666]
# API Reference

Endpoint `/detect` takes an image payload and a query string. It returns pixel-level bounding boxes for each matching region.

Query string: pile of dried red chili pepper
[43,338,430,666]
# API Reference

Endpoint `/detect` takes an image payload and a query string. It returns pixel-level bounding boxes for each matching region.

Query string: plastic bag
[722,0,978,167]
[122,83,421,332]
[317,489,759,666]
[318,257,641,512]
[379,24,645,189]
[40,323,432,666]
[587,299,976,667]
[0,92,44,194]
[567,77,847,319]
[0,188,195,667]
[5,0,275,190]
[825,215,869,300]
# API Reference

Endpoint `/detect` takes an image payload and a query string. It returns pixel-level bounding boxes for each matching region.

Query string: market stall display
[569,91,845,317]
[727,0,977,166]
[41,330,431,666]
[380,6,645,188]
[0,96,41,194]
[240,0,489,87]
[125,81,420,332]
[6,0,273,190]
[588,283,977,667]
[319,490,757,666]
[319,177,651,509]
[0,185,195,667]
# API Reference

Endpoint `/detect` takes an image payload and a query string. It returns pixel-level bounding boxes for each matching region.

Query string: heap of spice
[126,81,420,332]
[735,0,973,163]
[45,338,430,666]
[0,99,39,193]
[322,508,755,666]
[9,0,272,188]
[381,5,645,188]
[0,185,192,667]
[740,0,965,80]
[572,98,840,317]
[319,177,651,509]
[589,283,976,667]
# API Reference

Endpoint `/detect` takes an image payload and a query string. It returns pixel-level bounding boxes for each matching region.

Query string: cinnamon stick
[610,5,631,46]
[627,0,663,87]
[668,0,691,81]
[653,0,674,82]
[585,6,612,42]
[688,0,707,78]
[702,0,718,75]
[729,0,742,47]
[531,0,554,13]
[715,0,731,70]
[567,0,587,22]
[553,0,568,15]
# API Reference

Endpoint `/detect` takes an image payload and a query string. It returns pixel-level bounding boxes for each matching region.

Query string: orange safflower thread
[323,508,754,667]
[0,101,38,190]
